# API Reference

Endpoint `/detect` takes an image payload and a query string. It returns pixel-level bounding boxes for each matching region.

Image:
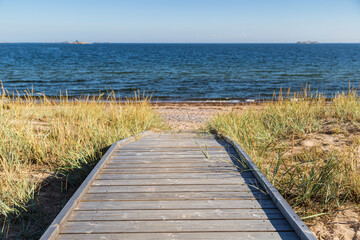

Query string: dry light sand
[153,102,260,130]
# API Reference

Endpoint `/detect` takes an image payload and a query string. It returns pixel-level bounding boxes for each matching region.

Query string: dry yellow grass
[0,89,163,222]
[208,89,360,217]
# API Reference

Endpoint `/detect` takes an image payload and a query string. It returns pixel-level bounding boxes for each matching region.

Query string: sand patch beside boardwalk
[154,103,227,130]
[153,102,360,240]
[309,208,360,240]
[152,102,262,130]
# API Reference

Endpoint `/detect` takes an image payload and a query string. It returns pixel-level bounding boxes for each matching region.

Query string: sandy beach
[152,102,264,130]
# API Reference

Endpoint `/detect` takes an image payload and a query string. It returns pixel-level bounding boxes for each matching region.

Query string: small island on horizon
[297,40,319,44]
[62,40,92,44]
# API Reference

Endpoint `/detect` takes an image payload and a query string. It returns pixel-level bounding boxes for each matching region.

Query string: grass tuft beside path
[208,89,360,218]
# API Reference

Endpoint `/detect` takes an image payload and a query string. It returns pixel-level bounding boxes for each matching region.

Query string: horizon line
[1,42,360,44]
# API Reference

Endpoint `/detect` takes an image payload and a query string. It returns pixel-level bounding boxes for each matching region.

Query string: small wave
[278,73,322,77]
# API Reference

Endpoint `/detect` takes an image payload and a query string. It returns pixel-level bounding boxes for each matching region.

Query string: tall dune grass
[208,89,360,217]
[0,89,163,220]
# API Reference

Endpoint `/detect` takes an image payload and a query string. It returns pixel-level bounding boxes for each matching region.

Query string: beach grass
[208,88,360,218]
[0,88,163,237]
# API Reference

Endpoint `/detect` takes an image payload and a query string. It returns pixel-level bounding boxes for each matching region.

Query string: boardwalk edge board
[222,135,317,240]
[40,131,151,240]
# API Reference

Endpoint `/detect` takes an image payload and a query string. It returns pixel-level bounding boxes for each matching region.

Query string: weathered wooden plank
[101,167,238,174]
[104,162,236,168]
[124,140,226,144]
[87,184,263,193]
[113,149,234,154]
[109,156,238,161]
[138,134,215,138]
[115,146,232,150]
[107,159,235,164]
[61,219,293,233]
[120,146,227,149]
[114,153,232,157]
[123,143,228,148]
[120,145,228,149]
[82,191,269,201]
[105,162,236,168]
[111,153,235,158]
[96,172,254,180]
[58,232,300,240]
[93,178,260,186]
[115,146,229,149]
[103,165,245,172]
[127,136,226,142]
[126,138,221,141]
[138,137,216,142]
[69,208,284,221]
[127,145,230,149]
[117,147,232,151]
[112,151,237,155]
[112,152,234,156]
[109,156,237,161]
[111,154,235,160]
[140,133,210,137]
[139,137,215,140]
[76,199,277,210]
[123,137,227,141]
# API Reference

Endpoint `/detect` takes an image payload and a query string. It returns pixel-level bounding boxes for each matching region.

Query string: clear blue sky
[0,0,359,43]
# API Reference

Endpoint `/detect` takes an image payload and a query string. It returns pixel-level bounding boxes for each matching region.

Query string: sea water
[0,43,359,101]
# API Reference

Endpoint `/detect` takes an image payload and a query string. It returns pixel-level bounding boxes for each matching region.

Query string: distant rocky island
[63,40,92,44]
[296,41,319,44]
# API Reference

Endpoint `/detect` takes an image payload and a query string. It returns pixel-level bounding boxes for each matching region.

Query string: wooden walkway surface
[42,132,316,240]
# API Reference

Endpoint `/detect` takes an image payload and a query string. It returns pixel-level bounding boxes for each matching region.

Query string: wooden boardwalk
[41,132,316,240]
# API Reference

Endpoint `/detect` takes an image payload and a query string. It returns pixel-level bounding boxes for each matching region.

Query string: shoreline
[1,96,337,105]
[0,95,263,103]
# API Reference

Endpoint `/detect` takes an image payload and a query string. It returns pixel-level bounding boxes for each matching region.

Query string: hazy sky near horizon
[0,0,359,43]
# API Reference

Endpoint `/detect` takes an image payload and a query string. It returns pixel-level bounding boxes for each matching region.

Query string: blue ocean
[0,43,359,101]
